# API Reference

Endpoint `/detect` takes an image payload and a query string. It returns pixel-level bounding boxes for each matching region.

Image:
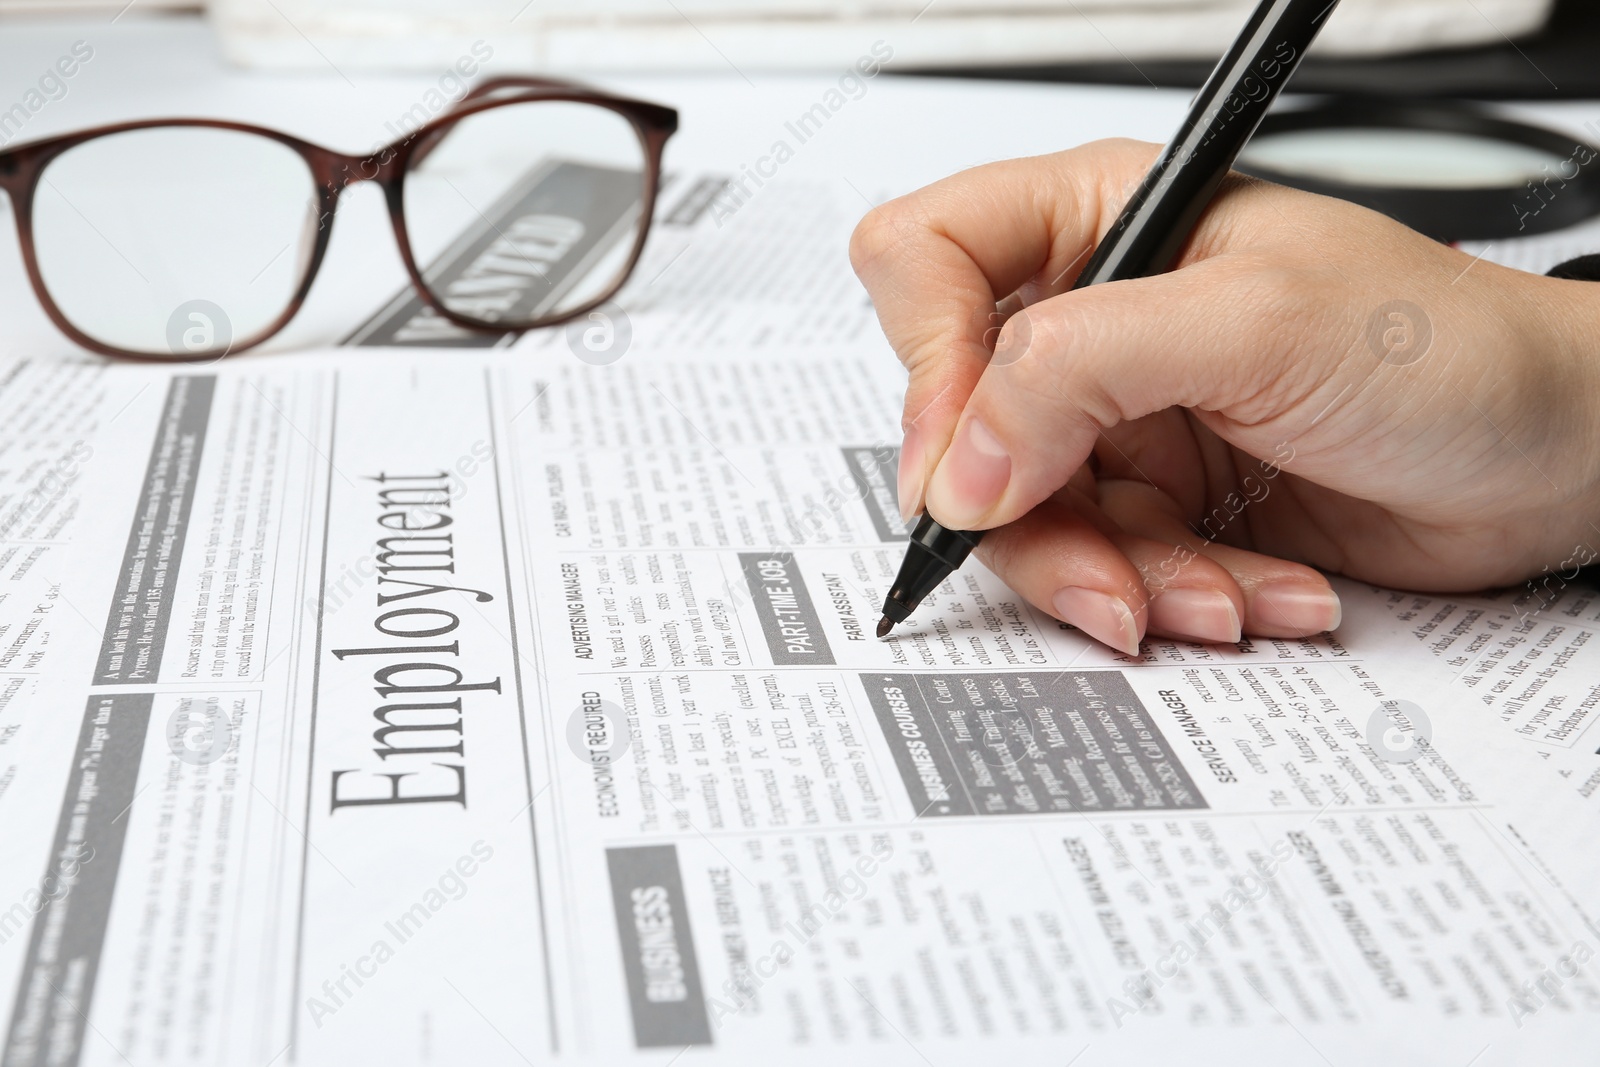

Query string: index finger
[848,139,1162,519]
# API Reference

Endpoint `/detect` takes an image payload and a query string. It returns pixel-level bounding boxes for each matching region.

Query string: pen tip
[876,616,894,639]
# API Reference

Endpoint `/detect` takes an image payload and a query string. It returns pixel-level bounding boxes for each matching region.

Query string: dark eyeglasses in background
[0,77,678,361]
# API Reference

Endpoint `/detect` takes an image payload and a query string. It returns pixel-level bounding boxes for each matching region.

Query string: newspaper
[2,172,1599,1067]
[1352,579,1600,803]
[0,358,106,789]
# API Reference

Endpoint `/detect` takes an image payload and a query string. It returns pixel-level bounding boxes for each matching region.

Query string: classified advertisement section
[0,366,316,1067]
[553,659,1598,1061]
[5,350,1600,1067]
[1355,579,1600,800]
[500,358,1600,1063]
[0,358,107,808]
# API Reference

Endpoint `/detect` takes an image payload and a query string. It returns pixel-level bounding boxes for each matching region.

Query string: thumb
[923,252,1345,531]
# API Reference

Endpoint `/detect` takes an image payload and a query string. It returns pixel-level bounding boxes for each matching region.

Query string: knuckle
[1018,304,1121,427]
[1067,136,1160,175]
[1062,137,1163,213]
[846,217,886,278]
[899,343,974,429]
[848,198,918,278]
[1017,301,1083,357]
[1238,257,1327,340]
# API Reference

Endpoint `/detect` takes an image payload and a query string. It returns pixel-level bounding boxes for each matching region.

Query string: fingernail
[1052,587,1142,656]
[897,424,926,523]
[926,417,1010,527]
[1252,583,1342,633]
[1149,589,1242,644]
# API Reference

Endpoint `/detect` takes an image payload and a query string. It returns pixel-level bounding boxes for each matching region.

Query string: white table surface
[1,13,1595,359]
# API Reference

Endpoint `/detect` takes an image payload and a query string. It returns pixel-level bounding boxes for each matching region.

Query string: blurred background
[0,0,1595,96]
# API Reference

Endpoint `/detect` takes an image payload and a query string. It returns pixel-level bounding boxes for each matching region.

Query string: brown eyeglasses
[0,77,677,361]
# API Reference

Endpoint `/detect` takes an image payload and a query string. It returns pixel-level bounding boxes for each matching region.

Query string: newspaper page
[0,342,1596,1067]
[1,173,1599,1067]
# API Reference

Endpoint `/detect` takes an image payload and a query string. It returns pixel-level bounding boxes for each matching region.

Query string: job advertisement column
[0,366,319,1067]
[1353,579,1600,799]
[0,359,107,840]
[501,351,1600,1063]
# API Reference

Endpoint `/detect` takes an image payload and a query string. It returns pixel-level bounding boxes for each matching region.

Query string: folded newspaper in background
[1,171,1599,1067]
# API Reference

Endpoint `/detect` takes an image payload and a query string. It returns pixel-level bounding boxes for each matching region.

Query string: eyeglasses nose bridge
[338,144,408,189]
[305,148,402,235]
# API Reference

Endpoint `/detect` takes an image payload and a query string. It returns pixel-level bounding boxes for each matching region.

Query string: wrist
[1525,267,1600,562]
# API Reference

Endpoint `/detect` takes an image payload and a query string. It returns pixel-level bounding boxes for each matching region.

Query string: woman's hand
[849,139,1600,654]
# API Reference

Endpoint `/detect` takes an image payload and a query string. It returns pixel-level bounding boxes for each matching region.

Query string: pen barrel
[1073,0,1339,290]
[908,514,983,569]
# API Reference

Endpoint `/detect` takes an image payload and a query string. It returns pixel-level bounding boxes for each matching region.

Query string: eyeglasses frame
[0,76,679,361]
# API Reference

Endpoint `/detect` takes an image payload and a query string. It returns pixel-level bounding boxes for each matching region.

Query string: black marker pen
[878,0,1343,640]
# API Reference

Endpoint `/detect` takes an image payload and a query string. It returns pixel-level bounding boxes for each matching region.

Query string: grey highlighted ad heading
[737,553,834,666]
[94,375,215,686]
[840,445,907,544]
[4,694,152,1067]
[606,845,712,1048]
[860,671,1208,817]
